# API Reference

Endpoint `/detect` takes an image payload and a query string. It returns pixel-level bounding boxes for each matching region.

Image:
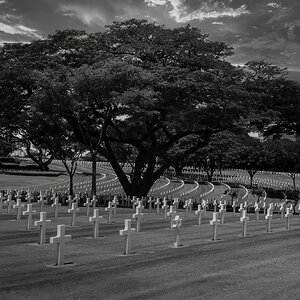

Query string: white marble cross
[119,219,135,255]
[50,224,72,266]
[112,195,118,215]
[105,201,114,224]
[285,207,292,230]
[279,203,285,220]
[219,203,226,225]
[172,215,183,248]
[202,199,207,217]
[210,212,220,241]
[155,198,160,214]
[84,197,92,217]
[232,200,236,216]
[195,204,202,226]
[147,197,153,210]
[255,202,260,221]
[263,202,267,216]
[173,198,179,211]
[51,197,61,219]
[91,195,97,209]
[184,200,189,219]
[0,192,4,210]
[22,204,36,230]
[13,198,23,220]
[132,205,144,232]
[167,205,177,229]
[26,190,32,204]
[240,209,249,237]
[265,207,273,233]
[5,195,14,214]
[74,194,80,206]
[131,196,137,211]
[68,203,79,226]
[162,199,168,220]
[34,212,51,244]
[188,199,193,213]
[67,195,73,209]
[213,199,218,212]
[89,209,103,238]
[38,191,45,212]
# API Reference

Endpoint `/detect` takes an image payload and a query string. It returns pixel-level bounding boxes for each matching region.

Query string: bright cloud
[59,4,107,26]
[0,0,6,4]
[0,21,42,39]
[145,0,249,23]
[266,2,280,8]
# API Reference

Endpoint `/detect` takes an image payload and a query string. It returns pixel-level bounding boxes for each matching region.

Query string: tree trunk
[248,170,257,188]
[69,173,74,196]
[91,152,97,197]
[290,173,296,189]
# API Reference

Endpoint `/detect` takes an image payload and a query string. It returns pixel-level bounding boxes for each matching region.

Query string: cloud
[0,0,6,4]
[145,0,249,23]
[59,4,107,26]
[266,2,280,8]
[0,21,42,39]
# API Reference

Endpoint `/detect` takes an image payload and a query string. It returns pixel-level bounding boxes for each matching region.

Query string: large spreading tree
[2,19,296,197]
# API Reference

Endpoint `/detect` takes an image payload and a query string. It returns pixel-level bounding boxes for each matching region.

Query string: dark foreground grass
[0,205,300,300]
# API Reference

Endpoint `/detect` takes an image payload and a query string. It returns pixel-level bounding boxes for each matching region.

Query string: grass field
[0,203,300,299]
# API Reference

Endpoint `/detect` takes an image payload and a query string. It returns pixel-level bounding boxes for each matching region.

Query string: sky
[1,0,300,79]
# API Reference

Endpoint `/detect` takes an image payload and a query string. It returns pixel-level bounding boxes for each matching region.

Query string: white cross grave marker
[51,197,61,219]
[68,203,79,226]
[240,209,249,237]
[105,201,114,224]
[255,202,260,221]
[167,205,177,229]
[148,197,153,210]
[119,219,135,255]
[232,200,236,216]
[112,195,118,215]
[13,198,23,220]
[265,206,273,233]
[184,200,189,219]
[210,212,220,241]
[34,212,51,244]
[22,204,36,230]
[202,199,207,217]
[173,198,179,211]
[91,195,97,209]
[279,203,285,220]
[172,215,183,247]
[5,195,14,214]
[84,197,92,217]
[219,202,226,225]
[285,207,292,230]
[67,195,73,209]
[0,192,4,210]
[50,225,72,266]
[132,205,144,232]
[89,209,103,238]
[155,198,160,214]
[162,199,168,220]
[195,204,202,226]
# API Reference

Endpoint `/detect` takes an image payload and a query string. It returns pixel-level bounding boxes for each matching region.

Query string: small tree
[267,139,300,189]
[56,140,84,196]
[230,137,272,188]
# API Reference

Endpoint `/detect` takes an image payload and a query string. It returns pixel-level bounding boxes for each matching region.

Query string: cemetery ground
[1,202,300,300]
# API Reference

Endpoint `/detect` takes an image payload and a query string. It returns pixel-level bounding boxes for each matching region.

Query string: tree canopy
[1,19,299,196]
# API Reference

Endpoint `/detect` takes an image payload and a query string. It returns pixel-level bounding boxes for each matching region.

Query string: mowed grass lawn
[0,204,300,299]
